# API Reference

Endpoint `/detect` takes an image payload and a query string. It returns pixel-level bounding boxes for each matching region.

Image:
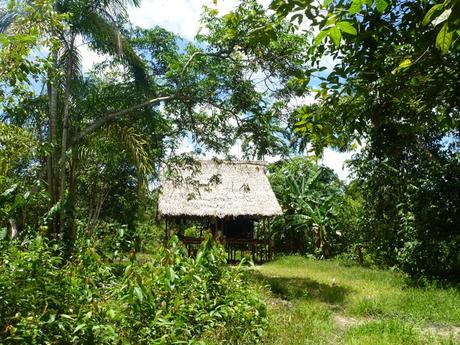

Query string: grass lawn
[250,256,460,345]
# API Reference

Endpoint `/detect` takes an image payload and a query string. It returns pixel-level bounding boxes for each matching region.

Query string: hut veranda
[158,160,282,262]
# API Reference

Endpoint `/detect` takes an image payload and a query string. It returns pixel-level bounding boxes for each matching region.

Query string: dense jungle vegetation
[0,0,459,343]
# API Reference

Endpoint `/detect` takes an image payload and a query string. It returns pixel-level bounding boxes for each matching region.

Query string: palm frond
[58,38,82,80]
[76,11,150,92]
[104,124,153,180]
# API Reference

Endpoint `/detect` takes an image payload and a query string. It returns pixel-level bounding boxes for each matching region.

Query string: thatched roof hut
[158,160,282,219]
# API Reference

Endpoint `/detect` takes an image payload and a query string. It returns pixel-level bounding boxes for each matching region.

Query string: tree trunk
[60,36,75,254]
[47,54,59,237]
[86,189,108,236]
[66,150,78,255]
[8,218,18,240]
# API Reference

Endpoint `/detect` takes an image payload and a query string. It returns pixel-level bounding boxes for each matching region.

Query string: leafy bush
[352,144,460,281]
[0,235,266,344]
[268,157,345,258]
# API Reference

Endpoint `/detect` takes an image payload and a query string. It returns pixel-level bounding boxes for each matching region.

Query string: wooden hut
[158,160,282,262]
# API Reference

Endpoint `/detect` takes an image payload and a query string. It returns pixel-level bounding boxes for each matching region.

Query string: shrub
[0,235,266,344]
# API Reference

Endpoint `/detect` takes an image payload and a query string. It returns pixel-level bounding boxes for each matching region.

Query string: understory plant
[0,235,266,344]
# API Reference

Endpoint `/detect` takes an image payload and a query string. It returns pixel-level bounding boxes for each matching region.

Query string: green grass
[250,256,460,345]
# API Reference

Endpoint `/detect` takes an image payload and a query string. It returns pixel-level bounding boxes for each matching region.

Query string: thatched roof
[158,160,282,219]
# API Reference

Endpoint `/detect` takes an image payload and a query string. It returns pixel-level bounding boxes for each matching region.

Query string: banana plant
[269,157,341,257]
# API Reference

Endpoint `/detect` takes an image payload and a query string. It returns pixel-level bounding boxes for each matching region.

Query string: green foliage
[424,0,460,54]
[350,143,460,280]
[1,0,315,250]
[254,256,460,344]
[0,235,266,344]
[333,181,368,264]
[0,123,48,233]
[267,0,460,281]
[0,123,38,175]
[268,157,346,258]
[0,0,65,92]
[271,0,459,54]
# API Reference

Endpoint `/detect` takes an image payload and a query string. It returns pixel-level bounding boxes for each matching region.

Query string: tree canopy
[0,0,312,252]
[0,0,459,280]
[268,0,460,280]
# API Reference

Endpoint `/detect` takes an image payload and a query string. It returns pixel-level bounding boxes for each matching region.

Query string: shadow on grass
[251,271,350,305]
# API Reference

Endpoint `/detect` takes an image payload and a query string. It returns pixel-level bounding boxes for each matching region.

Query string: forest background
[0,0,459,343]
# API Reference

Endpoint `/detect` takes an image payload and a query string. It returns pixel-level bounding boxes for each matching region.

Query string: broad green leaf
[398,58,412,69]
[168,267,176,282]
[328,27,342,47]
[422,4,443,26]
[432,9,452,27]
[134,286,143,303]
[349,0,363,14]
[375,0,389,13]
[1,184,18,197]
[326,14,337,26]
[73,323,86,334]
[0,228,7,240]
[436,23,453,54]
[314,29,328,45]
[392,58,412,74]
[337,21,357,35]
[44,201,61,222]
[196,250,203,264]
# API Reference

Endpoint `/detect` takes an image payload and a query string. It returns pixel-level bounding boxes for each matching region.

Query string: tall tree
[269,0,460,279]
[1,0,149,248]
[1,0,312,253]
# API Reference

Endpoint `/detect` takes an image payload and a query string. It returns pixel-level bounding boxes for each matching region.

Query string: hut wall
[223,218,254,239]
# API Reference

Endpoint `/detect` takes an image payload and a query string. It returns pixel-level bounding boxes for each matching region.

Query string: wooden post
[262,218,267,262]
[216,218,224,243]
[268,218,274,260]
[164,219,169,245]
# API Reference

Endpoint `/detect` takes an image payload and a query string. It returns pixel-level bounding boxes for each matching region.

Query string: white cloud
[128,0,240,41]
[320,148,354,181]
[79,0,241,72]
[76,36,109,73]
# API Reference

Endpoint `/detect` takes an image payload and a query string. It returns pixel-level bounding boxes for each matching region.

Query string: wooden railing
[180,236,273,264]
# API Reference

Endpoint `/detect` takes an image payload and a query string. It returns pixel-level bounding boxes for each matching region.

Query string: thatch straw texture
[158,160,282,219]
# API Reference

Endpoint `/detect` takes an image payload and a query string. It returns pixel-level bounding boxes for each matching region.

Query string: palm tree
[0,0,149,251]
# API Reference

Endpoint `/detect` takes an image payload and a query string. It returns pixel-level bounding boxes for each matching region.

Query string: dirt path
[333,314,460,342]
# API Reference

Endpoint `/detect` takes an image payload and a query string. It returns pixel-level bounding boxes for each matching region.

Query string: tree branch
[71,48,234,147]
[71,94,175,146]
[180,50,233,80]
